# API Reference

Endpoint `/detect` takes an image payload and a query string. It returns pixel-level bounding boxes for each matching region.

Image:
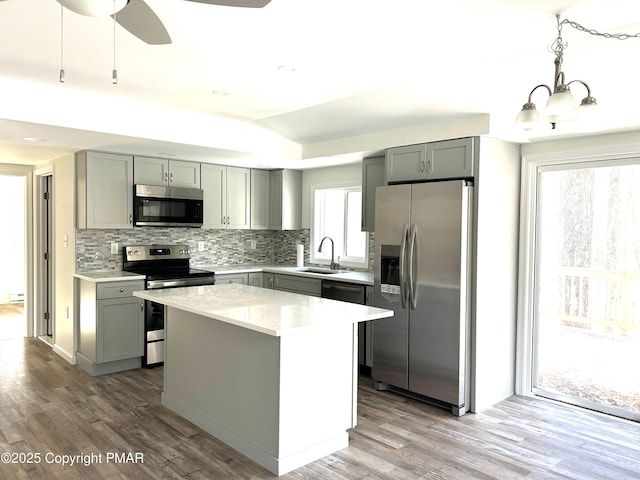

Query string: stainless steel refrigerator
[372,180,472,416]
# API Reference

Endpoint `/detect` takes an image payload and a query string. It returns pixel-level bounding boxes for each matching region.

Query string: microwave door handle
[399,224,409,309]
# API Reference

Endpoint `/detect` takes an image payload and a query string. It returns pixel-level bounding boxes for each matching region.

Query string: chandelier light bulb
[515,103,542,130]
[543,89,579,123]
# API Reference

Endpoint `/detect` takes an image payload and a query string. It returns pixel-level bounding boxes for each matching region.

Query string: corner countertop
[133,283,392,337]
[73,271,146,283]
[199,264,373,286]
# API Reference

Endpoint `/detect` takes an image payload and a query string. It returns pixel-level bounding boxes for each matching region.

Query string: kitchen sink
[301,267,345,275]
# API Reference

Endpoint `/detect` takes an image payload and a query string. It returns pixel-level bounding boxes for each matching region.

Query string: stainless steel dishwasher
[321,280,371,374]
[321,280,366,304]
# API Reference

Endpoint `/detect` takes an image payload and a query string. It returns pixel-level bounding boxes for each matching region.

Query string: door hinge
[44,252,49,261]
[43,192,49,200]
[44,312,50,320]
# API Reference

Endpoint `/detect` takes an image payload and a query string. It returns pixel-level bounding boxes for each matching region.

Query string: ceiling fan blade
[185,0,271,7]
[114,0,172,45]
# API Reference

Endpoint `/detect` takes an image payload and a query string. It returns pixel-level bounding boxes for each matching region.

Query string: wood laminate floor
[0,338,638,480]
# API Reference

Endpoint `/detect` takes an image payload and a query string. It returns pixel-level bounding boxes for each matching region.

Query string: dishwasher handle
[323,282,363,293]
[321,280,366,304]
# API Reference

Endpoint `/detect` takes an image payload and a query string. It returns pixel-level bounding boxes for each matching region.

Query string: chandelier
[516,15,640,131]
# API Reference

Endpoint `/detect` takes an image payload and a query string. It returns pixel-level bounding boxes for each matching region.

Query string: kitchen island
[133,283,392,476]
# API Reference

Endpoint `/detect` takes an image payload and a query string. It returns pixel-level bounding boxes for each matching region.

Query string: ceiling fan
[56,0,272,45]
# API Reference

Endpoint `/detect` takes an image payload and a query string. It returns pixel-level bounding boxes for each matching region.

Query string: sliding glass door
[532,160,640,421]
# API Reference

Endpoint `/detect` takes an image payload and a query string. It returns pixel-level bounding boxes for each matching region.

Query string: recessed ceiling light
[23,137,47,142]
[211,90,230,96]
[277,65,296,73]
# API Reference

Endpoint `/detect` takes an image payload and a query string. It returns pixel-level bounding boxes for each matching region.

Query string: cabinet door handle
[129,213,133,224]
[420,159,425,173]
[119,288,124,293]
[164,172,168,182]
[227,216,230,225]
[140,302,144,312]
[170,172,173,183]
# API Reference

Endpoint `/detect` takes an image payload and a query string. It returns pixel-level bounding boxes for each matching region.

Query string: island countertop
[133,283,392,337]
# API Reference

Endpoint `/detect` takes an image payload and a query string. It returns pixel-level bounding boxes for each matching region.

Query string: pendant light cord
[112,0,118,84]
[59,4,65,83]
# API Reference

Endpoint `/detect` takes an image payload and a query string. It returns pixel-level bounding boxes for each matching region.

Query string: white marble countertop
[200,264,373,286]
[74,271,146,283]
[133,283,392,337]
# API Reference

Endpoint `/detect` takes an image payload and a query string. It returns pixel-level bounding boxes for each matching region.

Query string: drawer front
[274,274,321,296]
[97,281,144,300]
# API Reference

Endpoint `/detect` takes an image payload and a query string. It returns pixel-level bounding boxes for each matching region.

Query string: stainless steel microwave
[133,185,204,227]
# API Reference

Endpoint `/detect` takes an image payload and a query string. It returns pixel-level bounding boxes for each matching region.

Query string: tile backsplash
[77,228,375,272]
[75,228,313,271]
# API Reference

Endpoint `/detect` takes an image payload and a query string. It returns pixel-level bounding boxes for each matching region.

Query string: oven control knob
[134,250,141,256]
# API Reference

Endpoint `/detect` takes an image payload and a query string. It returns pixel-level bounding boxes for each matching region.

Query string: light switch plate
[198,241,205,251]
[110,242,119,254]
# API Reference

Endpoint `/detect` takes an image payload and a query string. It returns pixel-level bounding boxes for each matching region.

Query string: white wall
[301,163,362,229]
[0,175,25,303]
[51,154,76,363]
[471,137,521,412]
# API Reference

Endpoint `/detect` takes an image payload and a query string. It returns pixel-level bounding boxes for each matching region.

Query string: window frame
[310,182,368,269]
[517,149,640,399]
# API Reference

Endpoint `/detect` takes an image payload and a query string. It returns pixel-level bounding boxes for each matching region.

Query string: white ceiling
[1,0,640,168]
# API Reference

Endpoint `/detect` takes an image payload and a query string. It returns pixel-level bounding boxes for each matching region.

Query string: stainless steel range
[122,245,215,367]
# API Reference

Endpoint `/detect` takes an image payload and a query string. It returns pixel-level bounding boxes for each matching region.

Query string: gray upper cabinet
[270,169,302,230]
[76,150,134,229]
[426,137,475,180]
[361,155,385,232]
[250,169,270,230]
[386,137,476,183]
[201,164,250,229]
[385,143,427,183]
[134,156,201,188]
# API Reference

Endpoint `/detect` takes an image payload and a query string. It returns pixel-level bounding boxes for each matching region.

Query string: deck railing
[555,266,640,336]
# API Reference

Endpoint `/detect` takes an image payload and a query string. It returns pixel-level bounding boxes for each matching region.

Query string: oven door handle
[147,277,215,289]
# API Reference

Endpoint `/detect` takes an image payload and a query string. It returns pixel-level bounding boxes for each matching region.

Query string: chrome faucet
[318,236,339,270]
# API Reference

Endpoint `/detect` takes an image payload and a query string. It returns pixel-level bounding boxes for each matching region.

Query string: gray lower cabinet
[263,273,275,289]
[248,272,264,287]
[77,279,144,376]
[273,274,321,297]
[216,273,248,285]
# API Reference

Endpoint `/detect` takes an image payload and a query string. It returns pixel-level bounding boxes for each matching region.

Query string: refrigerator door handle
[399,224,409,309]
[408,224,418,310]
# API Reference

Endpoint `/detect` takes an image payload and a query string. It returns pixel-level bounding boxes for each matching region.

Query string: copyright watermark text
[1,451,144,467]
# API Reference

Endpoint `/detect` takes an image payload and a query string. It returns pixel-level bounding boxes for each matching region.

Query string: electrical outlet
[198,241,205,252]
[110,242,119,254]
[250,240,257,250]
